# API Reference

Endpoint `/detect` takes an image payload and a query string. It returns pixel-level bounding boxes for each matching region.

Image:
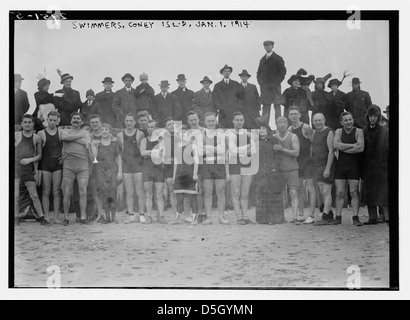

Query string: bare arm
[61,130,85,142]
[278,135,299,158]
[303,124,314,142]
[117,132,124,151]
[343,129,364,153]
[325,130,335,172]
[136,130,145,148]
[333,129,354,151]
[117,154,123,176]
[140,138,150,157]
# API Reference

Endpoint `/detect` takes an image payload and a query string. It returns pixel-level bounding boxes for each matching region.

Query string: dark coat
[213,79,244,128]
[15,89,30,124]
[312,89,329,116]
[33,90,54,118]
[171,87,194,124]
[192,88,215,125]
[112,87,138,127]
[54,87,82,126]
[134,83,155,113]
[344,89,372,129]
[256,51,286,105]
[95,90,117,127]
[240,82,260,129]
[80,99,100,124]
[324,90,346,131]
[152,92,181,126]
[363,122,389,206]
[282,86,304,118]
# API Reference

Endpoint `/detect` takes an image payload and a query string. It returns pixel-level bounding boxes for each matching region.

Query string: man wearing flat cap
[14,74,30,125]
[95,77,117,127]
[172,74,194,124]
[256,40,287,123]
[152,80,181,126]
[112,73,138,128]
[213,64,245,128]
[54,71,82,126]
[238,69,260,129]
[192,76,216,126]
[81,89,100,124]
[344,77,373,129]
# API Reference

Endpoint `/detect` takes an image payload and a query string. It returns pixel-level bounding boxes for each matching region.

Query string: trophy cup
[91,140,99,164]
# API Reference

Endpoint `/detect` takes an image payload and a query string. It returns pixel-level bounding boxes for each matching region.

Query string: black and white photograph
[5,2,402,298]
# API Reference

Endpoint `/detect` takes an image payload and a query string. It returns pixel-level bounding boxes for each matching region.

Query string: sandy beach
[14,206,389,288]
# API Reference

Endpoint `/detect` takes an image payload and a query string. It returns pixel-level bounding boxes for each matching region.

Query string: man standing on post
[238,69,260,129]
[172,74,194,124]
[95,77,117,127]
[60,112,92,226]
[362,106,389,225]
[192,76,216,127]
[54,71,82,126]
[15,74,30,125]
[15,114,50,226]
[213,65,244,128]
[152,81,181,125]
[112,73,137,128]
[344,77,372,129]
[256,40,287,123]
[332,112,364,226]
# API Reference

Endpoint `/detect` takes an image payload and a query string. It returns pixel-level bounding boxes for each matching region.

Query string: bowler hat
[86,89,95,97]
[351,77,361,85]
[383,105,389,113]
[60,73,74,84]
[220,64,233,74]
[15,74,24,82]
[121,73,135,82]
[176,74,187,81]
[263,40,274,46]
[327,78,342,88]
[200,76,213,84]
[37,78,50,90]
[239,70,251,77]
[102,77,114,84]
[159,80,170,87]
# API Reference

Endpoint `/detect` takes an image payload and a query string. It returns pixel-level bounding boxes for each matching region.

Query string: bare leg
[318,182,332,214]
[61,177,74,220]
[288,187,299,221]
[297,178,306,218]
[14,178,20,220]
[41,171,53,221]
[202,179,214,218]
[123,173,135,214]
[52,170,62,223]
[240,175,253,219]
[77,178,89,220]
[335,179,346,217]
[155,182,165,216]
[348,179,360,217]
[166,178,177,215]
[215,179,226,217]
[230,175,242,219]
[134,173,145,215]
[306,178,316,218]
[25,181,44,218]
[144,181,153,217]
[197,178,203,216]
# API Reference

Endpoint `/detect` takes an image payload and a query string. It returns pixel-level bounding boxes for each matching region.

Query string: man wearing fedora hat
[213,64,244,128]
[238,69,260,129]
[172,74,194,125]
[192,76,216,126]
[324,77,347,131]
[54,72,82,126]
[81,89,100,124]
[95,77,117,127]
[256,40,287,123]
[344,77,373,129]
[135,73,155,115]
[112,73,138,128]
[152,80,181,126]
[14,74,30,125]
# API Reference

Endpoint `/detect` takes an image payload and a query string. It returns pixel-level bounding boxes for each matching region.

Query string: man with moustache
[54,71,82,126]
[112,73,138,128]
[95,77,117,127]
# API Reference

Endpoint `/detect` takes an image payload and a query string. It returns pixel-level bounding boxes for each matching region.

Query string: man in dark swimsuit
[15,114,50,226]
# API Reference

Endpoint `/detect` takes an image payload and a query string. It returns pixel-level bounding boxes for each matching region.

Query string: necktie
[88,101,92,107]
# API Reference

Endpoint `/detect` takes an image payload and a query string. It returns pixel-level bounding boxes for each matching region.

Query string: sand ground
[14,206,389,288]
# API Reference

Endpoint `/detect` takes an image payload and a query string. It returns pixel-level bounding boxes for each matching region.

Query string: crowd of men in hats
[14,39,389,228]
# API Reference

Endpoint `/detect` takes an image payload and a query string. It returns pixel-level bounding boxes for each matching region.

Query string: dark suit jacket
[134,83,155,113]
[152,92,181,126]
[95,90,117,127]
[344,89,372,129]
[80,99,100,124]
[192,88,215,124]
[324,90,346,131]
[256,51,286,85]
[171,87,194,124]
[213,79,244,128]
[54,87,82,126]
[112,87,138,127]
[241,83,260,129]
[15,89,30,124]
